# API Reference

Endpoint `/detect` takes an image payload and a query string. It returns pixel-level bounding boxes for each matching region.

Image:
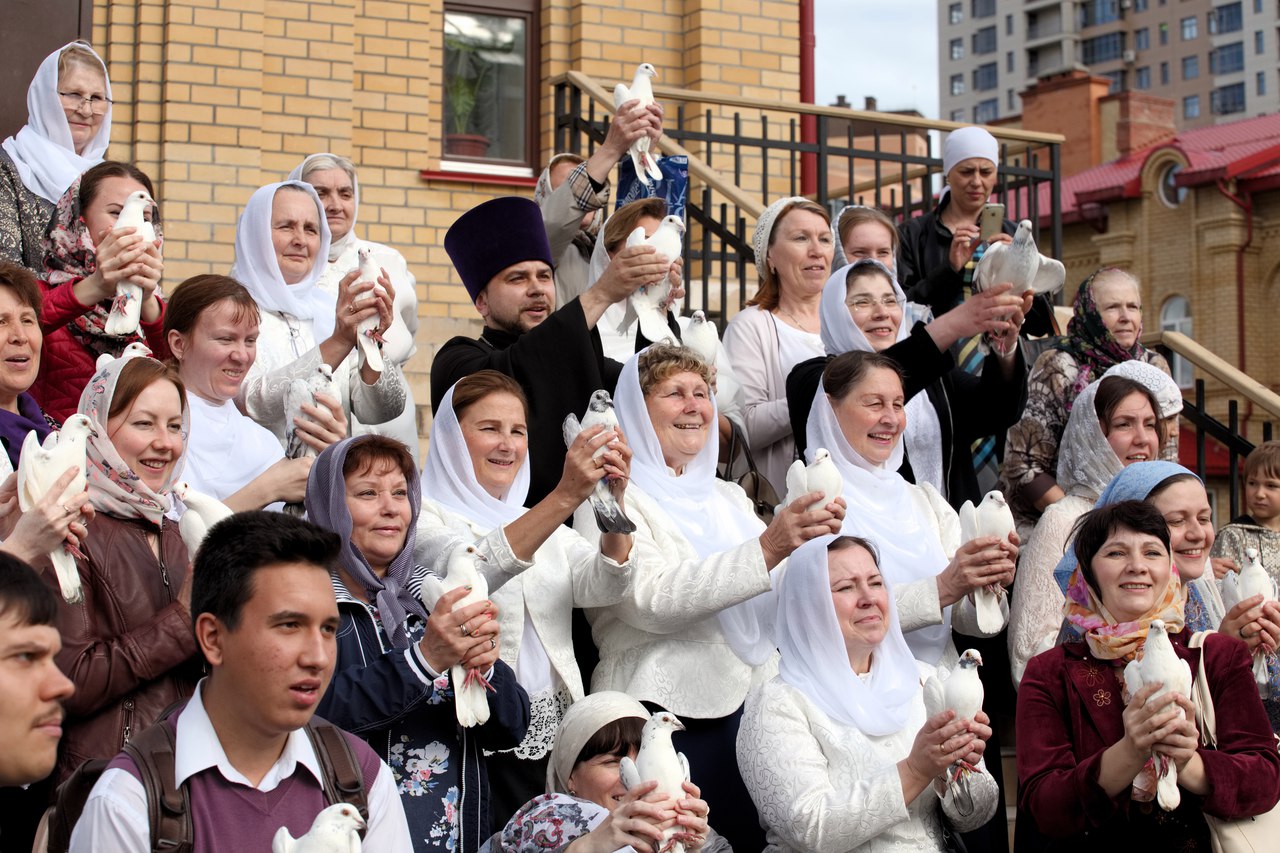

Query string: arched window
[1161,295,1193,387]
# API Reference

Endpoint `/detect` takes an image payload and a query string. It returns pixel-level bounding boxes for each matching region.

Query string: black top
[786,321,1028,509]
[897,194,1055,338]
[431,298,623,506]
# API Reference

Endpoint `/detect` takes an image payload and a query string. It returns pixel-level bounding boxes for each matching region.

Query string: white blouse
[182,393,284,505]
[737,665,999,853]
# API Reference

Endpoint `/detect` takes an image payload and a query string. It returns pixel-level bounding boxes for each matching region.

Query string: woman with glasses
[1,42,113,274]
[788,245,1027,510]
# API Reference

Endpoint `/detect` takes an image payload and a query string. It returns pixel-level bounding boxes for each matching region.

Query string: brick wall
[90,0,802,450]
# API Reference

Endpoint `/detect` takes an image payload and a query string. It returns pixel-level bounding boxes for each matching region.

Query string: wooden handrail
[550,70,1066,146]
[559,70,764,218]
[1143,330,1280,419]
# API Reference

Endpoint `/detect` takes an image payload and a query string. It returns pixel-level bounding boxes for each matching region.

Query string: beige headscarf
[546,691,649,795]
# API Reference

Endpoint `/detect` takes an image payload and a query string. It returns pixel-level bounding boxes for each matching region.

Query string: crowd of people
[0,38,1277,853]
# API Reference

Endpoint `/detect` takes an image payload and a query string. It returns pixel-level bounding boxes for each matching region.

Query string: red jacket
[1017,628,1280,848]
[32,279,170,423]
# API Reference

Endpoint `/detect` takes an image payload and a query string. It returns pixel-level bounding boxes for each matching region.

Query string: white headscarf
[1104,360,1183,419]
[940,126,999,203]
[230,181,336,340]
[820,261,945,495]
[419,382,530,531]
[1056,377,1124,500]
[807,375,952,664]
[546,691,649,794]
[752,196,810,281]
[2,42,112,203]
[776,535,920,736]
[288,153,359,263]
[614,348,776,664]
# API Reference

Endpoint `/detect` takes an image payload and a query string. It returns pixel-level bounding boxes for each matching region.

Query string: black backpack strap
[305,717,370,825]
[122,718,193,853]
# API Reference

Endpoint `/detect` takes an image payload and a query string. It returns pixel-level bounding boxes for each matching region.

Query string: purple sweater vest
[106,716,382,852]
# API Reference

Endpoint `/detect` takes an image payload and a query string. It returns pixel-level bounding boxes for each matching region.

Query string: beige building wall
[89,0,801,447]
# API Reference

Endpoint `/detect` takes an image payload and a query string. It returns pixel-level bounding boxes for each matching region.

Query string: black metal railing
[552,74,1062,320]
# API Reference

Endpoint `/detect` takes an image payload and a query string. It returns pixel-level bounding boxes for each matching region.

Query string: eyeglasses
[58,92,112,115]
[846,295,903,313]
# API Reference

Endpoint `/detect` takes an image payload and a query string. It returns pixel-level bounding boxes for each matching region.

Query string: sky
[814,0,940,119]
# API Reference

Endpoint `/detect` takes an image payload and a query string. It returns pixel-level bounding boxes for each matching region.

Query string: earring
[568,787,577,796]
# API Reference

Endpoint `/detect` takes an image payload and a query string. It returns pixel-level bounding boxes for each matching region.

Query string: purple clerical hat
[445,196,553,301]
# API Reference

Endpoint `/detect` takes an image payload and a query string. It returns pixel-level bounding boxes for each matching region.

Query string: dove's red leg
[462,667,495,693]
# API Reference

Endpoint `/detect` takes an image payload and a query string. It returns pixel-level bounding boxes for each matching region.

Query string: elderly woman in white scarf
[415,369,638,826]
[574,341,844,851]
[486,691,727,853]
[288,154,421,459]
[807,350,1017,669]
[1,42,112,272]
[788,256,1026,510]
[737,534,999,851]
[229,180,406,448]
[1008,368,1171,686]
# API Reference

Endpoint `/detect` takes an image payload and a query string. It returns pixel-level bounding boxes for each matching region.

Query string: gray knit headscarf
[305,436,427,649]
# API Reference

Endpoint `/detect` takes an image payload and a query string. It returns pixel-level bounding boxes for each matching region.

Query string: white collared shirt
[68,682,411,852]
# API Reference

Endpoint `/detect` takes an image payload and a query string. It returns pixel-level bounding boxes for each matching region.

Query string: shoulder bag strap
[306,719,370,823]
[123,718,193,853]
[1187,630,1218,748]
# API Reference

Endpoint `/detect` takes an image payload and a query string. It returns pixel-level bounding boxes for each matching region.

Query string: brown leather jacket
[41,512,201,783]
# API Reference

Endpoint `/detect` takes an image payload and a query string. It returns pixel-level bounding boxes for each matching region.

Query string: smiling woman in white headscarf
[1,42,112,272]
[229,180,406,447]
[415,369,637,827]
[289,154,422,458]
[807,350,1018,668]
[573,341,844,852]
[737,534,999,851]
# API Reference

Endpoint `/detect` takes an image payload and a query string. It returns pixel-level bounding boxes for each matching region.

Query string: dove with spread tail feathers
[271,803,366,853]
[17,415,95,603]
[352,247,385,374]
[782,449,843,513]
[973,219,1065,297]
[1221,547,1279,693]
[620,711,691,853]
[1122,619,1193,811]
[103,191,157,337]
[621,215,685,347]
[420,542,493,727]
[563,390,636,535]
[95,341,153,373]
[614,63,664,184]
[958,490,1016,634]
[174,482,234,560]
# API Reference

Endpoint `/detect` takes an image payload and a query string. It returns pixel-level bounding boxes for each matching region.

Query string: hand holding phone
[978,203,1005,242]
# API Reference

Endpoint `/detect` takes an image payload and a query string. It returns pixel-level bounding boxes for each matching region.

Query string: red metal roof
[1015,113,1280,224]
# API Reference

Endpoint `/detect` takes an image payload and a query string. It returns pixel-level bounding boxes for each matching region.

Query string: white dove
[174,482,234,560]
[95,341,153,372]
[17,415,96,604]
[1221,547,1279,693]
[623,214,684,346]
[973,219,1065,297]
[285,364,337,461]
[682,310,719,365]
[564,390,635,535]
[1122,619,1192,811]
[782,448,843,513]
[103,190,157,337]
[420,542,493,728]
[620,711,691,853]
[958,490,1016,634]
[923,649,986,785]
[352,247,385,374]
[271,802,365,853]
[613,62,663,183]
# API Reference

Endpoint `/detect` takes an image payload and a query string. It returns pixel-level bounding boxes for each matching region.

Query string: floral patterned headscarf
[78,355,187,526]
[1062,562,1185,663]
[43,171,163,360]
[1052,268,1149,412]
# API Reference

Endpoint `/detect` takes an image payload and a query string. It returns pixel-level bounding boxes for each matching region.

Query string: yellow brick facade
[89,0,802,446]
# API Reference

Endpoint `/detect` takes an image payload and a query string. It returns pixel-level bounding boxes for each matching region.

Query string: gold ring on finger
[460,622,470,637]
[489,637,496,650]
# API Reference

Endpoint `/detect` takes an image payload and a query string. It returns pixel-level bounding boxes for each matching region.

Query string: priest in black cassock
[431,195,674,507]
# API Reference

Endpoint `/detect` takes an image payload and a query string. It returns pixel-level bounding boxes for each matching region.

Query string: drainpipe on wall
[800,0,817,196]
[1215,178,1254,435]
